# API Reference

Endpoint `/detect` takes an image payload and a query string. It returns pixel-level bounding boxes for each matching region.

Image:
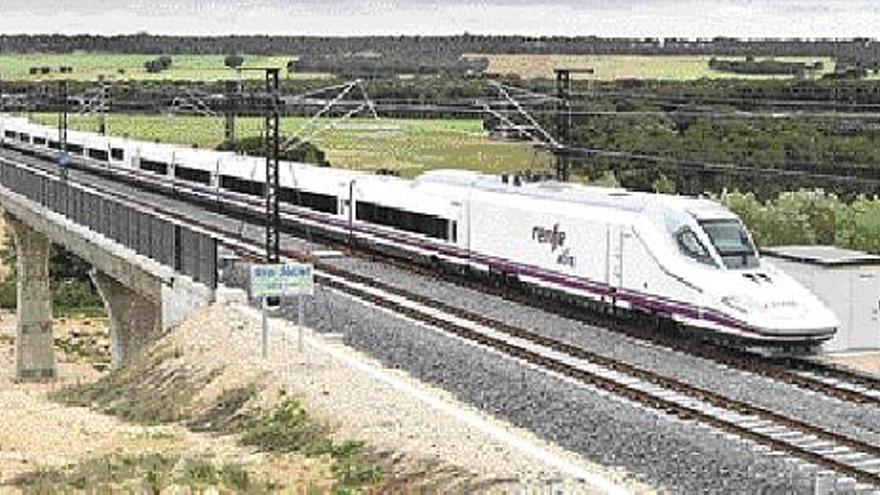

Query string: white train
[0,115,839,347]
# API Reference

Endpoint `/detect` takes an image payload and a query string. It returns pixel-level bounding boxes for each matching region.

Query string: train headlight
[721,295,759,315]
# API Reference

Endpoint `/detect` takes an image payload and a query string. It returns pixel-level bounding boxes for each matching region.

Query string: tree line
[290,54,489,77]
[561,111,880,200]
[718,190,880,254]
[2,34,880,67]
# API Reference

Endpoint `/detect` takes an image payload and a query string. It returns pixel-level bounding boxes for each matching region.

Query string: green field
[1,52,841,82]
[0,52,327,82]
[27,113,553,177]
[471,54,838,80]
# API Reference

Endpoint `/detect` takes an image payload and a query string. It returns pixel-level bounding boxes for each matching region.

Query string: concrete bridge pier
[6,216,55,380]
[89,270,161,367]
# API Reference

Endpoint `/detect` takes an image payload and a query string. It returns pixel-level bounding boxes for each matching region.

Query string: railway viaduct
[0,156,217,379]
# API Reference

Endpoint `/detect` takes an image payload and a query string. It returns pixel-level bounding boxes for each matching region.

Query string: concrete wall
[0,176,215,370]
[6,216,55,379]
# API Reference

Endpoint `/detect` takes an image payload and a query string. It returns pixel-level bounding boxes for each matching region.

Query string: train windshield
[699,219,759,269]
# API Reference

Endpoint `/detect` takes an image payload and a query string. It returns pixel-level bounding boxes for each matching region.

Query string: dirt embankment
[0,302,644,493]
[0,214,8,282]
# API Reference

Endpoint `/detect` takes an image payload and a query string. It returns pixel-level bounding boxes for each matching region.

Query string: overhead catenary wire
[487,80,561,149]
[485,79,880,188]
[571,89,880,112]
[281,81,359,150]
[17,74,880,191]
[556,143,880,186]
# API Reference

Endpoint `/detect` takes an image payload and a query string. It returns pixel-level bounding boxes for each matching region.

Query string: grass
[27,113,554,178]
[470,54,838,80]
[1,51,840,82]
[241,394,383,492]
[49,348,386,492]
[44,326,510,492]
[10,452,277,493]
[51,343,215,424]
[0,51,328,81]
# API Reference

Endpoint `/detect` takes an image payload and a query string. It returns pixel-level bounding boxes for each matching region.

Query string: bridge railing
[0,159,217,289]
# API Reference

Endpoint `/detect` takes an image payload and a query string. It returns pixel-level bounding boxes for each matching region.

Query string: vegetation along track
[7,153,880,486]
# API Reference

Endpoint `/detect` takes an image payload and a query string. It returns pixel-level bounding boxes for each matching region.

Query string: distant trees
[708,56,823,76]
[224,54,244,69]
[717,190,880,254]
[292,54,490,77]
[555,96,880,199]
[144,56,172,74]
[216,135,330,167]
[2,34,880,69]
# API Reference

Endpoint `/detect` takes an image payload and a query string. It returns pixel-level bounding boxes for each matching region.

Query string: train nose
[722,292,838,337]
[719,271,840,337]
[721,294,806,320]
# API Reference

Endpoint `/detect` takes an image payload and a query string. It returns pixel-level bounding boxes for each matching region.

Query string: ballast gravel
[326,256,880,447]
[301,284,824,493]
[225,262,825,493]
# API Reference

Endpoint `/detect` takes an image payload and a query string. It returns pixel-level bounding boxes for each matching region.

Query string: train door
[607,224,625,305]
[344,180,357,243]
[448,200,463,246]
[214,159,222,203]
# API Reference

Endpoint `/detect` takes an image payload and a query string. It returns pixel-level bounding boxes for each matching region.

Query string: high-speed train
[0,115,839,347]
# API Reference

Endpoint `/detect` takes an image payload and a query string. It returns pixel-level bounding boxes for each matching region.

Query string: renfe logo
[533,224,576,268]
[532,224,566,251]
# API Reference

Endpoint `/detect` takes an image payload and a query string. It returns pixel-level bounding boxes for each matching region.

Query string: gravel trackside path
[213,301,647,493]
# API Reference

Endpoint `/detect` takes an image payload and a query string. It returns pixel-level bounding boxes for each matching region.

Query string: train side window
[111,148,124,161]
[220,175,263,196]
[175,166,211,184]
[140,159,169,175]
[356,201,448,240]
[675,227,716,267]
[279,187,337,214]
[87,148,109,162]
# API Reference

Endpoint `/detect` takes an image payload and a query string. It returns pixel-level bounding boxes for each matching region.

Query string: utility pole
[57,79,70,182]
[57,80,68,153]
[554,69,571,181]
[554,67,593,182]
[97,75,109,135]
[224,78,240,143]
[265,68,281,265]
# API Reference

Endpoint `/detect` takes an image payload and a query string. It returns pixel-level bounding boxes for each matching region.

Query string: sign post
[250,262,315,358]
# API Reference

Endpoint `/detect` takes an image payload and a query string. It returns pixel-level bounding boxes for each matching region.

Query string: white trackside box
[763,246,880,352]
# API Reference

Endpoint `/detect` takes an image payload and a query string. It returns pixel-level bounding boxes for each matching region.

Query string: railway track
[313,264,880,490]
[7,151,880,489]
[381,253,880,408]
[9,145,880,409]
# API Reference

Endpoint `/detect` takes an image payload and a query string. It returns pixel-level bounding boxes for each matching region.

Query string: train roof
[1,115,739,224]
[416,169,737,221]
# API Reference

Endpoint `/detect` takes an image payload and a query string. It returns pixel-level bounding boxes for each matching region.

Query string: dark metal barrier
[0,160,217,288]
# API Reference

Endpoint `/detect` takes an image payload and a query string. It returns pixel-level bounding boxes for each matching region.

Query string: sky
[0,0,878,37]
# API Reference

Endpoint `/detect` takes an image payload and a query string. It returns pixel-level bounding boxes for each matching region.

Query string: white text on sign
[250,263,315,298]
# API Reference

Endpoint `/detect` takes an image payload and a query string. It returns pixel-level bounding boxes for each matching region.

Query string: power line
[555,143,880,186]
[571,90,880,112]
